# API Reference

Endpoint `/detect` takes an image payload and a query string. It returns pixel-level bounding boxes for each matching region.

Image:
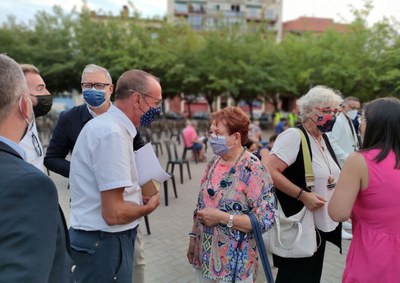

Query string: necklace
[206,147,246,198]
[303,125,336,189]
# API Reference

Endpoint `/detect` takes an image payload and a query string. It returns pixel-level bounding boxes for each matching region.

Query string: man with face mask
[68,69,161,283]
[44,64,148,283]
[45,64,145,178]
[0,54,74,282]
[19,64,53,172]
[328,96,361,167]
[328,96,360,240]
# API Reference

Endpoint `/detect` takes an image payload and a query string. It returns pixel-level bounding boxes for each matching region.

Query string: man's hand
[145,192,160,213]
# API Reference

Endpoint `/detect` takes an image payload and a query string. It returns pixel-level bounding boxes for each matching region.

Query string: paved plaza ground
[52,130,349,283]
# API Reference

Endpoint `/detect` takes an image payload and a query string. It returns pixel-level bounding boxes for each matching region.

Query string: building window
[265,9,275,20]
[231,5,240,12]
[188,14,203,30]
[189,2,205,14]
[247,6,260,18]
[175,1,188,13]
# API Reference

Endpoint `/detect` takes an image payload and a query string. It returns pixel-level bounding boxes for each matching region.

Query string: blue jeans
[69,227,137,283]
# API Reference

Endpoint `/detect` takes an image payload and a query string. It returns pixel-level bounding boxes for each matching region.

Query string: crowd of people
[1,52,399,283]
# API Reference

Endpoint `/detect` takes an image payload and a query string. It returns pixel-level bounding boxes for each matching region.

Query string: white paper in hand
[135,143,171,186]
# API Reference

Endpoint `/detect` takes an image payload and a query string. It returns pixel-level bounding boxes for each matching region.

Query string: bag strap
[297,129,314,189]
[249,213,274,283]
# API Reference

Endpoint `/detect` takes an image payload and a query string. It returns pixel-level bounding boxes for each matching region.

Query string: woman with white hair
[265,85,343,282]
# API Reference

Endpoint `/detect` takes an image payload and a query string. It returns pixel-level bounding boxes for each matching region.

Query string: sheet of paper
[135,143,170,186]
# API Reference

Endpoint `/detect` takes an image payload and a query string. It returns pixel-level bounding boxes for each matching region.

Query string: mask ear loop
[19,95,34,131]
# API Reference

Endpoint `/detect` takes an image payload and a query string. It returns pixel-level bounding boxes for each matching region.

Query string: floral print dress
[192,151,275,282]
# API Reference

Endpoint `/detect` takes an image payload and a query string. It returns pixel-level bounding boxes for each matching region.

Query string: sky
[0,0,398,26]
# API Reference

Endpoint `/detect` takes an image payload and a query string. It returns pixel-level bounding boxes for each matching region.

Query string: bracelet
[296,188,304,200]
[188,232,196,238]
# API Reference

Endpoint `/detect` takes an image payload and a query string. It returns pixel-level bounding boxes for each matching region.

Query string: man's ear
[19,95,30,120]
[130,91,141,106]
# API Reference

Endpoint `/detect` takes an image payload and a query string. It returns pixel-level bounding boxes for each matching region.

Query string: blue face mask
[83,88,107,108]
[209,135,233,156]
[140,106,162,126]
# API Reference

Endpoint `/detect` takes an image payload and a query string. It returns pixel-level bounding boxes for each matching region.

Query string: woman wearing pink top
[329,97,400,283]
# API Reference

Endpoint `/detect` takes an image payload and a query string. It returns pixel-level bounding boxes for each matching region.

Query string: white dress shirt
[19,123,44,172]
[69,104,142,232]
[328,112,359,167]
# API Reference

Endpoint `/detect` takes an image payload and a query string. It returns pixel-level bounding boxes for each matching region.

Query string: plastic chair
[164,140,191,184]
[163,173,177,206]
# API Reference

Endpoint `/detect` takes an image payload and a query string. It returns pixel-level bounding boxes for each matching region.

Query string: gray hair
[81,64,112,83]
[0,54,28,121]
[20,64,40,75]
[342,96,360,105]
[297,85,343,122]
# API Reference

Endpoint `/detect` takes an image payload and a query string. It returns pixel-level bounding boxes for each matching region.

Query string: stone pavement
[52,131,349,283]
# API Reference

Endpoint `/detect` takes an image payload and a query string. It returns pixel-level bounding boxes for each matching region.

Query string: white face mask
[347,110,358,120]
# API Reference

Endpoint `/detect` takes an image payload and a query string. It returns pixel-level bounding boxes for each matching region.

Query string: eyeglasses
[205,132,232,140]
[31,132,42,157]
[315,107,340,116]
[130,90,162,108]
[81,83,110,90]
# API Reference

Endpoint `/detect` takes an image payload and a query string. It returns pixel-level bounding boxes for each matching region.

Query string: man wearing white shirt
[69,69,162,282]
[19,64,53,172]
[329,96,360,166]
[328,96,360,240]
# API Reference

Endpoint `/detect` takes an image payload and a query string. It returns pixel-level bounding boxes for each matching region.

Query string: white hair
[297,85,343,122]
[81,64,112,83]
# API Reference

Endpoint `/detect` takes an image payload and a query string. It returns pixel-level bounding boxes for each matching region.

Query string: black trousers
[274,229,328,283]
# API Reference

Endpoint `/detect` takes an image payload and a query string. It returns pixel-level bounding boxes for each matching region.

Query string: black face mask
[33,95,53,117]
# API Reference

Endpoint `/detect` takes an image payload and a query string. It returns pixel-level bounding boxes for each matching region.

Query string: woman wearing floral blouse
[187,106,275,283]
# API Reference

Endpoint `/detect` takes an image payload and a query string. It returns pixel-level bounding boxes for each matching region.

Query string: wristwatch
[227,214,234,228]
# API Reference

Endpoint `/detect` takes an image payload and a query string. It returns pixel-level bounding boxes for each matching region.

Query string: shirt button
[71,265,76,273]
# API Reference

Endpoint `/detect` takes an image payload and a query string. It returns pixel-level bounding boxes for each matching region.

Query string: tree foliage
[1,2,399,115]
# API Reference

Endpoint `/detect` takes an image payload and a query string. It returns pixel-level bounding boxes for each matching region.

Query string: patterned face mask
[140,106,161,126]
[315,114,336,132]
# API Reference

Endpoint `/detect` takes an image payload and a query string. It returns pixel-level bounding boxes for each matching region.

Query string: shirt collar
[107,104,137,139]
[0,136,26,159]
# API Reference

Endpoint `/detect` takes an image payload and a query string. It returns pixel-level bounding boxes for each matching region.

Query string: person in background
[275,117,288,134]
[187,106,275,283]
[19,64,53,172]
[328,96,361,240]
[248,120,262,142]
[329,97,400,283]
[182,119,206,162]
[0,54,73,282]
[266,134,278,151]
[265,85,342,283]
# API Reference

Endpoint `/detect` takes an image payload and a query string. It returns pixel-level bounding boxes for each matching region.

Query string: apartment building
[167,0,283,39]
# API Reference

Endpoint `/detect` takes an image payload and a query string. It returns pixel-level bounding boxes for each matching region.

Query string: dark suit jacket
[0,141,74,282]
[44,104,146,177]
